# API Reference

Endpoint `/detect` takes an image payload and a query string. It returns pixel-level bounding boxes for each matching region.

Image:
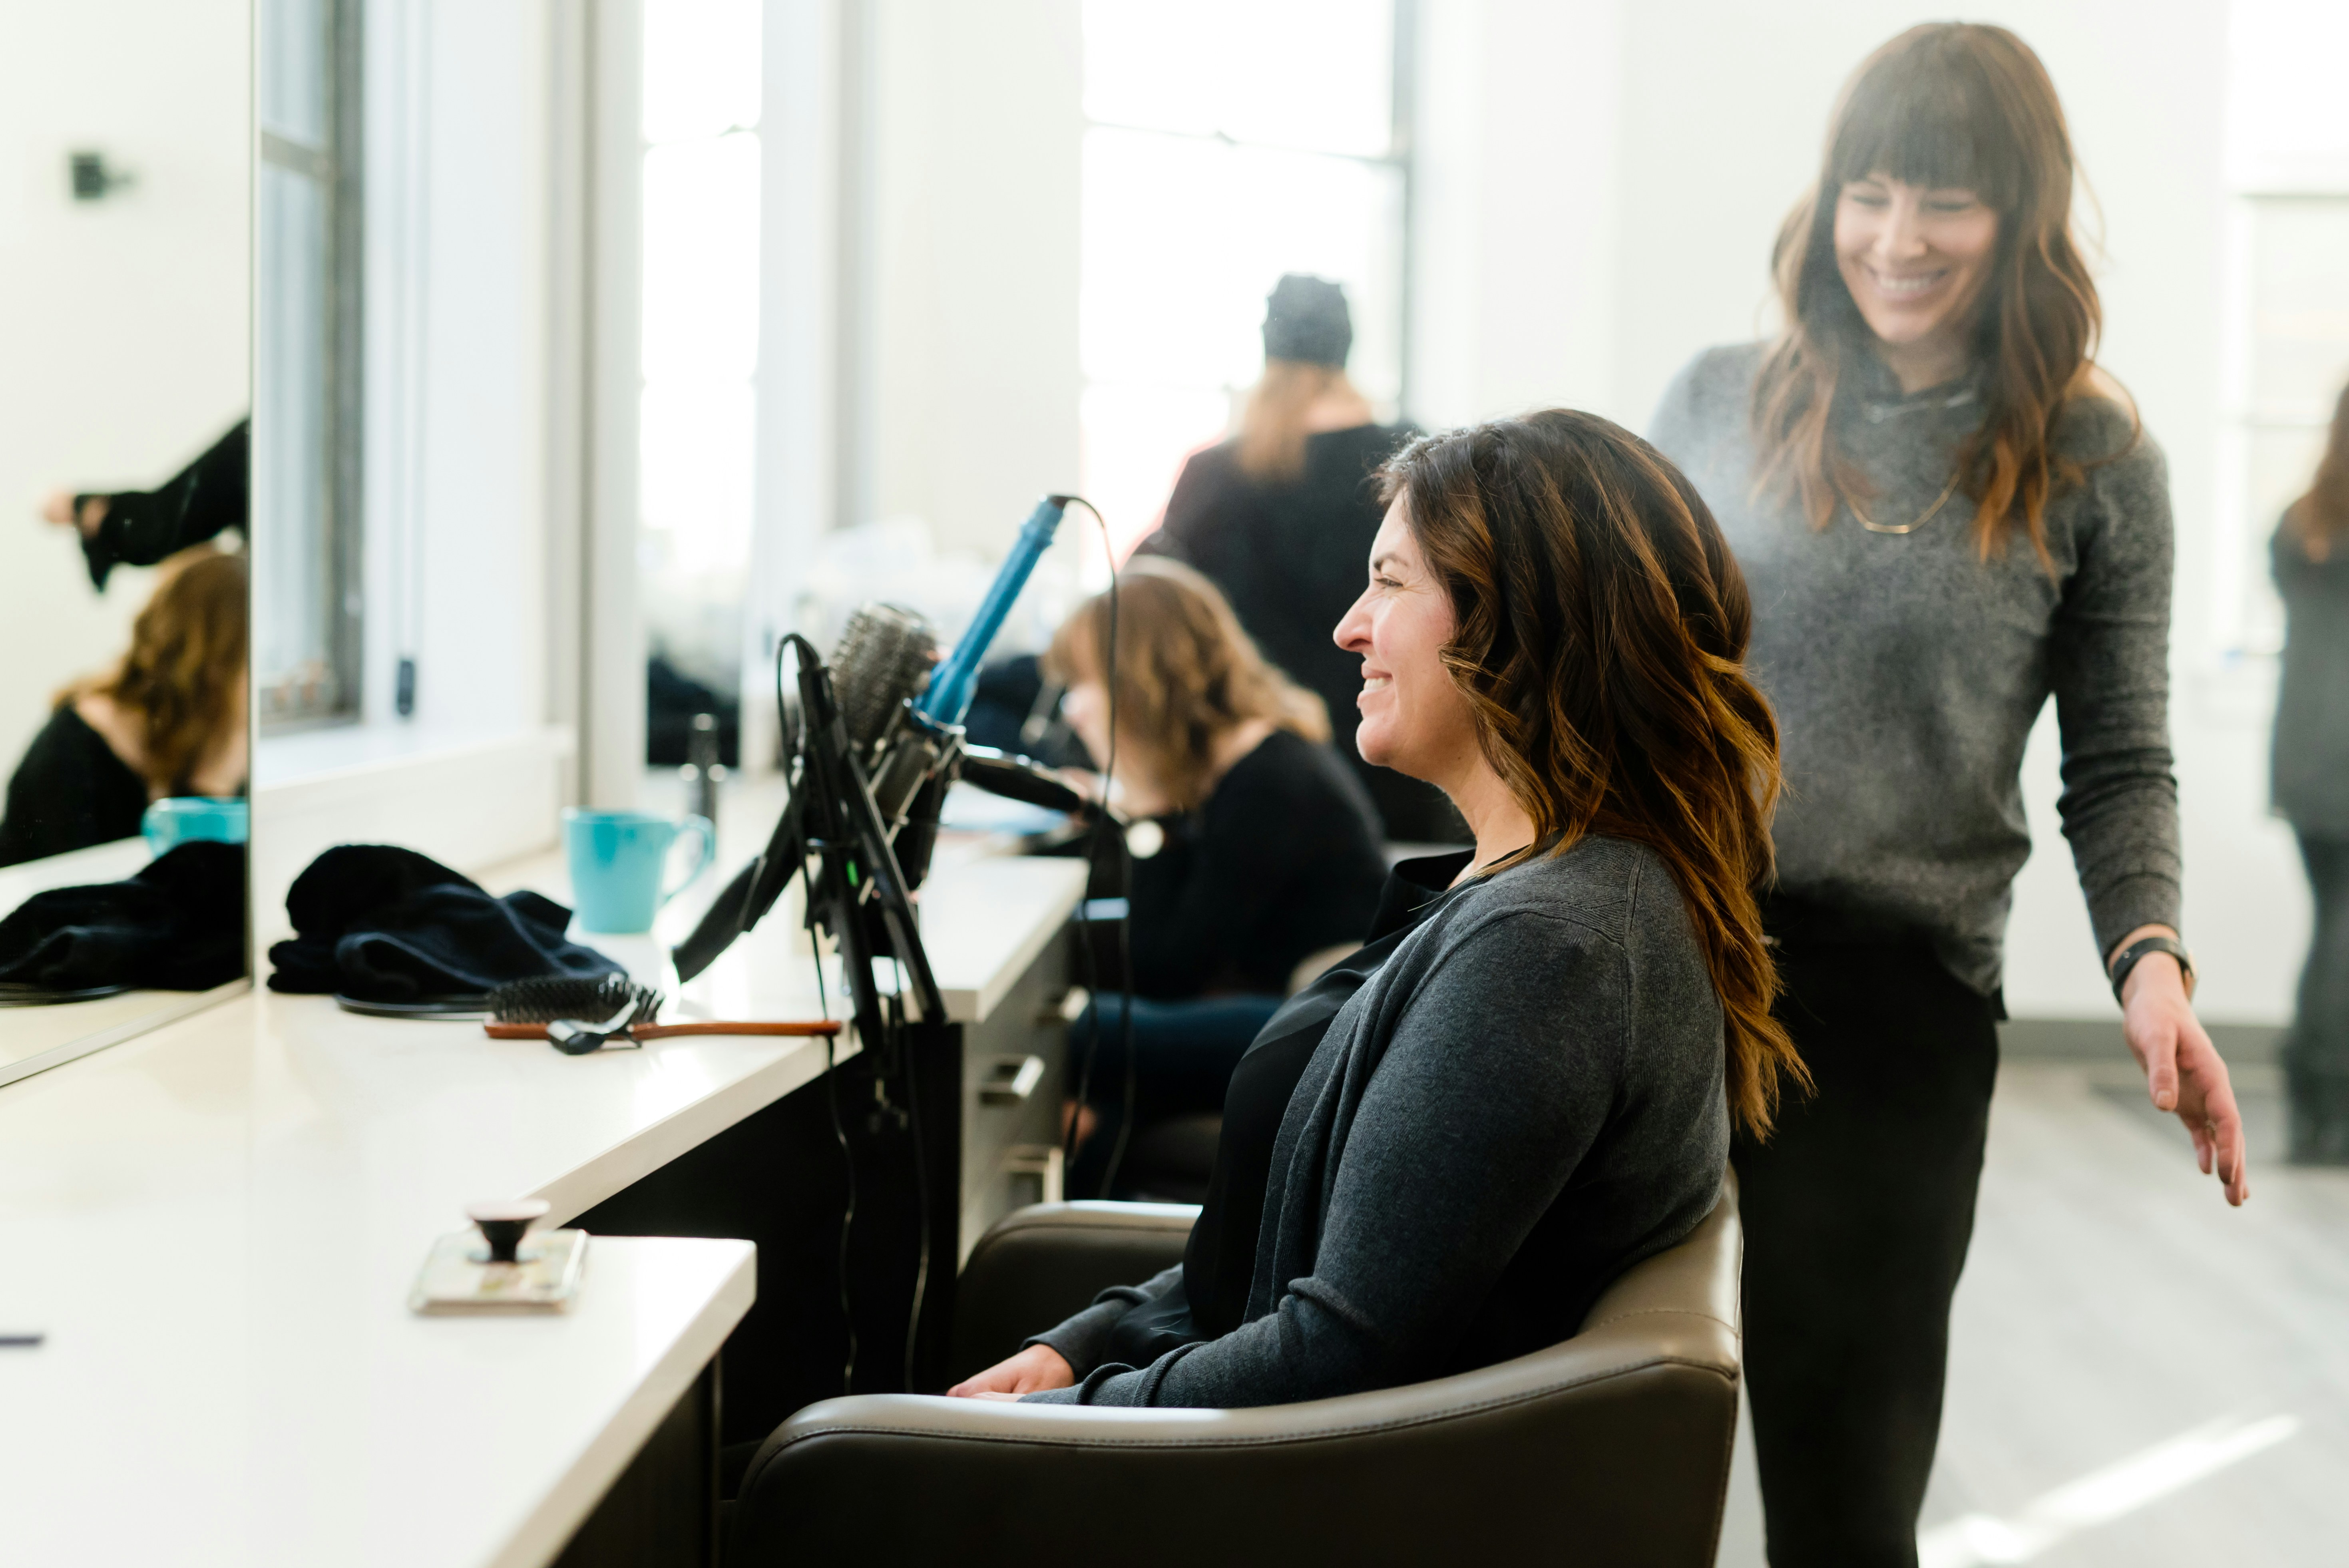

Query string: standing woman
[1138,275,1455,841]
[1649,24,2248,1564]
[2272,380,2349,1164]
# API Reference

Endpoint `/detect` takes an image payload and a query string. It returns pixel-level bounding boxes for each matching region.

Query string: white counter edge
[485,1238,757,1568]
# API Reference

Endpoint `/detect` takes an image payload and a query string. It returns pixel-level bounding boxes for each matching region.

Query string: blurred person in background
[0,550,248,867]
[40,418,249,592]
[1649,24,2246,1564]
[1138,275,1456,842]
[1045,557,1387,1198]
[2273,380,2349,1165]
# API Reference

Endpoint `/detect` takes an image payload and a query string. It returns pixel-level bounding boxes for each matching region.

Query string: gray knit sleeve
[1027,909,1634,1409]
[1021,1265,1184,1379]
[2048,422,2183,960]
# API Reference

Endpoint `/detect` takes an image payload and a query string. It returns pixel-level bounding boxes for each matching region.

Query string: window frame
[256,0,365,731]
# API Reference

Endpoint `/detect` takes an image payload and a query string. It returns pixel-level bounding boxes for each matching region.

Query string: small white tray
[409,1228,587,1313]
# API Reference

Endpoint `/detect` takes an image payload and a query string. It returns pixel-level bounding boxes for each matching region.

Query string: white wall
[360,0,555,742]
[1415,0,2299,1023]
[0,0,249,778]
[862,0,1083,557]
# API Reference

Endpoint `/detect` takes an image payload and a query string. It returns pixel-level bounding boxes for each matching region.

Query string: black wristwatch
[2109,934,2194,1003]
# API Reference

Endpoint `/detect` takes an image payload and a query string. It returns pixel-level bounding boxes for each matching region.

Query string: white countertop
[0,841,1085,1568]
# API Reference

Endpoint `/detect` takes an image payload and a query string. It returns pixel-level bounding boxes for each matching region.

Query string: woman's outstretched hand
[2116,937,2249,1206]
[946,1343,1074,1401]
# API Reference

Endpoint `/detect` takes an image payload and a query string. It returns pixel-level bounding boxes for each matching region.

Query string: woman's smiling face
[1332,495,1482,790]
[1833,171,1999,362]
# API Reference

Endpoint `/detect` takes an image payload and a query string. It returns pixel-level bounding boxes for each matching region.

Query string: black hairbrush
[485,973,663,1055]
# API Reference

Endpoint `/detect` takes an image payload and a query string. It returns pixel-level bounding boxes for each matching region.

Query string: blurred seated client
[0,551,248,867]
[1046,557,1388,1195]
[950,410,1803,1407]
[1138,275,1448,841]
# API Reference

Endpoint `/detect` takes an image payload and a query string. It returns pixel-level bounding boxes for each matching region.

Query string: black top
[1182,849,1471,1338]
[1083,853,1465,1366]
[1139,423,1463,843]
[0,706,150,868]
[78,419,249,591]
[1125,728,1388,999]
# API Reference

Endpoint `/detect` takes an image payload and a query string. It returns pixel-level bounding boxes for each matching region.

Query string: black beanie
[1262,274,1352,368]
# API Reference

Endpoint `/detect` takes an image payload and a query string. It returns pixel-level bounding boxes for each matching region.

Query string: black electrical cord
[1055,497,1139,1199]
[810,922,856,1397]
[894,960,931,1392]
[783,633,859,1398]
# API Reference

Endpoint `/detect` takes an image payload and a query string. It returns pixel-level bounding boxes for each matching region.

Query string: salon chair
[728,1182,1742,1567]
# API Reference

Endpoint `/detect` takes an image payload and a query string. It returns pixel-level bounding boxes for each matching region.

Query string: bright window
[639,0,762,741]
[1079,0,1408,557]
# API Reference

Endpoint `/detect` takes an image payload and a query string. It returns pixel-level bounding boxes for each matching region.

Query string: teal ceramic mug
[562,808,715,934]
[141,796,249,855]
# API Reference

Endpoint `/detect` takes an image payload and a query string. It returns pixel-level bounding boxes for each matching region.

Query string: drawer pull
[979,1054,1047,1105]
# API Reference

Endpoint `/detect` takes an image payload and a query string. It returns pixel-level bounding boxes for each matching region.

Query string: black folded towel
[0,840,247,994]
[267,844,619,1001]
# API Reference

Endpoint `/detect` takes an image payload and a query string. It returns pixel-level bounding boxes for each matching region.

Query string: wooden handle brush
[484,1019,841,1041]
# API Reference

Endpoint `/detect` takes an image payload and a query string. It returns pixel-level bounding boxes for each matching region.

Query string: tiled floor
[1716,1058,2349,1566]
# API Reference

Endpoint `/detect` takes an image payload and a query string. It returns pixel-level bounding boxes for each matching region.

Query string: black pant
[1734,940,2000,1568]
[2288,832,2349,1163]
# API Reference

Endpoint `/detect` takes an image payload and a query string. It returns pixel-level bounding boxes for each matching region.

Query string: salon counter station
[0,847,1087,1568]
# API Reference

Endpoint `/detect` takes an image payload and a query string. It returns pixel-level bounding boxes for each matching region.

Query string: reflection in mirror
[0,0,252,1083]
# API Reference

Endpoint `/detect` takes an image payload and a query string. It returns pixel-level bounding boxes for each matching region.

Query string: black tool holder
[674,636,946,1087]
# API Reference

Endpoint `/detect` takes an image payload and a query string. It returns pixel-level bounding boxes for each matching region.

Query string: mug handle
[659,815,717,907]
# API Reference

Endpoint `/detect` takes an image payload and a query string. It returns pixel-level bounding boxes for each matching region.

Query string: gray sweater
[1650,345,2182,994]
[2272,517,2349,838]
[1025,836,1728,1408]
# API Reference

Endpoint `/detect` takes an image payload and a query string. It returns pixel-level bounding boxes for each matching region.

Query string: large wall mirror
[0,0,253,1083]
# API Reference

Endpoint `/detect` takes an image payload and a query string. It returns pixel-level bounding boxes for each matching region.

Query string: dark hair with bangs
[1752,23,2130,565]
[1379,410,1808,1137]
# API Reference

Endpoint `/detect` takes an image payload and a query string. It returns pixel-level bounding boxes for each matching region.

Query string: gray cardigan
[1026,836,1729,1409]
[2272,517,2349,838]
[1650,344,2182,994]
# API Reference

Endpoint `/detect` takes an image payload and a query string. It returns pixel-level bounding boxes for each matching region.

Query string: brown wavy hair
[1753,23,2132,567]
[1235,360,1369,484]
[2288,380,2349,560]
[61,551,248,795]
[1380,410,1806,1137]
[1044,556,1328,812]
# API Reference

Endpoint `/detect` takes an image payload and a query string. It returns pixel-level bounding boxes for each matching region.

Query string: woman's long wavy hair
[1754,23,2130,567]
[1044,556,1328,812]
[1381,410,1807,1137]
[60,550,248,795]
[2288,381,2349,560]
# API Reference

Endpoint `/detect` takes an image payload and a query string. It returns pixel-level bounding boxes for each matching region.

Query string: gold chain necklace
[1839,471,1963,535]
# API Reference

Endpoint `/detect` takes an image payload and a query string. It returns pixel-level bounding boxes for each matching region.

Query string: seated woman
[0,550,248,867]
[1044,556,1389,1198]
[949,409,1804,1408]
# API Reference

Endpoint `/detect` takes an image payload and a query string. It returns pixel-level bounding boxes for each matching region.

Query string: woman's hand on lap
[2118,948,2249,1206]
[946,1344,1073,1399]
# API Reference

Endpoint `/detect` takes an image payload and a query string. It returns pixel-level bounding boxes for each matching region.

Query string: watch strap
[2110,934,2193,1003]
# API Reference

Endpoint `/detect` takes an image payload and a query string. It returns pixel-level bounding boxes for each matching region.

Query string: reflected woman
[2272,380,2349,1163]
[0,550,248,866]
[1649,24,2247,1564]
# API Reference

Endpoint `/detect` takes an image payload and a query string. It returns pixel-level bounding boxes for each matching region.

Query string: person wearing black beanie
[1136,275,1459,844]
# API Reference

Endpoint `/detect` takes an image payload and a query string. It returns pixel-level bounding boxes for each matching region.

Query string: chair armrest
[947,1200,1198,1383]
